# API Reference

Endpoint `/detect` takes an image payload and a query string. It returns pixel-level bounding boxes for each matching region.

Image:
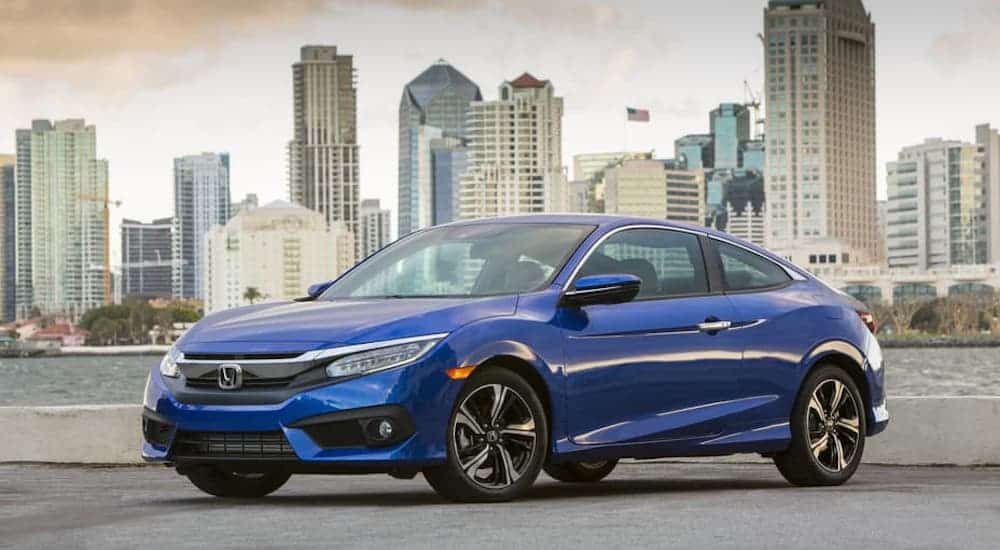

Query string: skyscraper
[14,119,108,319]
[710,104,751,169]
[121,217,173,299]
[399,60,481,236]
[603,159,705,224]
[172,152,230,301]
[360,199,392,258]
[763,0,879,266]
[459,73,566,219]
[288,45,360,260]
[0,155,14,321]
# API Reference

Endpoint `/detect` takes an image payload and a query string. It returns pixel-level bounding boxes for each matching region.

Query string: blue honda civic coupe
[142,215,888,502]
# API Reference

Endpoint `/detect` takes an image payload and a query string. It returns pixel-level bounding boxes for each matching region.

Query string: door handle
[697,320,732,333]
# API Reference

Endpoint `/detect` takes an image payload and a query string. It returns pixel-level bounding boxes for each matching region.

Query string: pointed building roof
[403,60,482,113]
[509,72,548,89]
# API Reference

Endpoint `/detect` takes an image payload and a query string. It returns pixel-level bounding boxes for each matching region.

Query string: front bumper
[141,355,460,471]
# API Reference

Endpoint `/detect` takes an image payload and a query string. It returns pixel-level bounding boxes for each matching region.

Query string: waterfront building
[763,0,880,266]
[0,155,14,321]
[288,46,360,261]
[121,217,173,299]
[885,138,986,270]
[203,200,346,313]
[459,73,566,219]
[399,60,481,236]
[978,124,1000,263]
[360,199,391,258]
[14,119,109,319]
[172,152,230,300]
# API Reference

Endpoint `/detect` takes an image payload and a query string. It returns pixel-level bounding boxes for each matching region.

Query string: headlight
[159,345,181,378]
[325,338,442,378]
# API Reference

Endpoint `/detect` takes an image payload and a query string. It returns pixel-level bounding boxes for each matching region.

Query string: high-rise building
[172,152,230,301]
[14,119,109,318]
[0,155,14,321]
[203,200,345,313]
[978,124,1000,263]
[360,199,392,258]
[399,60,481,236]
[121,217,173,299]
[603,159,705,224]
[676,105,766,246]
[288,46,360,261]
[885,138,986,269]
[459,73,566,219]
[763,0,879,266]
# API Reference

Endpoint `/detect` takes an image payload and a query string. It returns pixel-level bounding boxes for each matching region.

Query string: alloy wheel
[452,383,537,489]
[806,379,862,472]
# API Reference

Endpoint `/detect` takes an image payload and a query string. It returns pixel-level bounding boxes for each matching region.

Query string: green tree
[243,287,263,305]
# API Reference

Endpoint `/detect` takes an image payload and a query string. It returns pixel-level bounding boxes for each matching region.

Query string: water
[0,348,998,406]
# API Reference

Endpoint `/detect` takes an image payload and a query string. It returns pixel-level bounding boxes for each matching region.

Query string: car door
[558,227,746,446]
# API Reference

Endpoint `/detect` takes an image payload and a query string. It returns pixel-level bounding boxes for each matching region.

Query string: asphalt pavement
[1,461,997,549]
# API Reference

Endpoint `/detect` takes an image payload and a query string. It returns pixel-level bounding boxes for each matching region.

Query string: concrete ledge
[1,397,998,466]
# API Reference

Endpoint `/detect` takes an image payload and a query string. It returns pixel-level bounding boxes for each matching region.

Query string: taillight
[858,311,876,333]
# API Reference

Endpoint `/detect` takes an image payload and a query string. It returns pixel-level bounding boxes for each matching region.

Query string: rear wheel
[185,467,291,498]
[424,369,548,502]
[544,460,618,483]
[774,365,866,486]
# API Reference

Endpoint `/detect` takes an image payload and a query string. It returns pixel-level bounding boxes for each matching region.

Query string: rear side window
[715,241,791,291]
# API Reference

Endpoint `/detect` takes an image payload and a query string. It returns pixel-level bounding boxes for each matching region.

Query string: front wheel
[185,467,291,498]
[774,365,866,486]
[424,368,548,502]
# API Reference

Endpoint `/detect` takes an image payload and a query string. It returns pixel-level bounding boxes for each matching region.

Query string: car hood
[178,296,518,355]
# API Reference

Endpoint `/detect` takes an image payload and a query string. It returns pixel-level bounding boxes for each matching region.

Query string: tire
[774,364,867,486]
[424,368,548,502]
[544,460,618,483]
[185,467,291,498]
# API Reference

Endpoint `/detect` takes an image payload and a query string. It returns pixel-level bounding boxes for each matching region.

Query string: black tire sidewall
[437,368,549,501]
[791,365,867,484]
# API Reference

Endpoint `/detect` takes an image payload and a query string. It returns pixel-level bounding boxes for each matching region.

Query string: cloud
[928,0,1000,73]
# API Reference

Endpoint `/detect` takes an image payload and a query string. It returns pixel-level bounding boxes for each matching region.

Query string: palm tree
[243,287,263,305]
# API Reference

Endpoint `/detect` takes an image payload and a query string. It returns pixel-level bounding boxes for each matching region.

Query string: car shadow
[158,476,789,508]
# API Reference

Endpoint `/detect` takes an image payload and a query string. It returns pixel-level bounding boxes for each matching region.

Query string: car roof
[441,214,812,279]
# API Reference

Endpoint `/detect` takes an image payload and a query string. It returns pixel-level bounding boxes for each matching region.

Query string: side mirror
[297,280,335,302]
[561,274,641,307]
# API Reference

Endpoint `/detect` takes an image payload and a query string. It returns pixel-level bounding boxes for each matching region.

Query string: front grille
[171,431,297,459]
[185,374,296,389]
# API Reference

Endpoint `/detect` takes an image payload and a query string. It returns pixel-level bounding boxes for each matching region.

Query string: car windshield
[321,223,595,299]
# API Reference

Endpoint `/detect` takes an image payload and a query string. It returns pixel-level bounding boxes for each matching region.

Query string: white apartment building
[15,119,108,318]
[203,201,350,313]
[360,198,391,258]
[459,73,566,219]
[885,138,985,270]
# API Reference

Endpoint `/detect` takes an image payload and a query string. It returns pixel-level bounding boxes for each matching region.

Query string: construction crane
[78,193,122,304]
[744,79,765,141]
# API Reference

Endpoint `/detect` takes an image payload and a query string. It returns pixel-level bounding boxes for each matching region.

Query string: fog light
[377,419,394,439]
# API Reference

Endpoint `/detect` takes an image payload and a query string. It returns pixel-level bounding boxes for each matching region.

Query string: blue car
[142,215,888,502]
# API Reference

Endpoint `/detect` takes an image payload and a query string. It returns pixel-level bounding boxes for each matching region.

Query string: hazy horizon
[2,0,999,266]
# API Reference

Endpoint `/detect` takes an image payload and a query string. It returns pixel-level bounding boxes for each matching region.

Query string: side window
[577,229,708,299]
[715,241,791,291]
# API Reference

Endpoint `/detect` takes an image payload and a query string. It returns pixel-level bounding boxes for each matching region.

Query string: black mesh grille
[185,375,296,389]
[171,431,297,459]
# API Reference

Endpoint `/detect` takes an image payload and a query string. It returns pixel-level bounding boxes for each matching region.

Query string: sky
[2,0,1000,267]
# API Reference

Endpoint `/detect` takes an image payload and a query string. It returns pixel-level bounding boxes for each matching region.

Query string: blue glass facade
[674,134,714,170]
[1,164,14,321]
[710,104,751,169]
[431,145,467,226]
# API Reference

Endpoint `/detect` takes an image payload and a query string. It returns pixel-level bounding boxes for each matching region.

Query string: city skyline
[3,0,999,265]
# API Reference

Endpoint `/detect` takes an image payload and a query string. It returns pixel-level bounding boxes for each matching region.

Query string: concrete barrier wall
[1,397,998,466]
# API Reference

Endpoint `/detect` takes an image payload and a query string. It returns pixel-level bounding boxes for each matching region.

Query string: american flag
[626,107,650,122]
